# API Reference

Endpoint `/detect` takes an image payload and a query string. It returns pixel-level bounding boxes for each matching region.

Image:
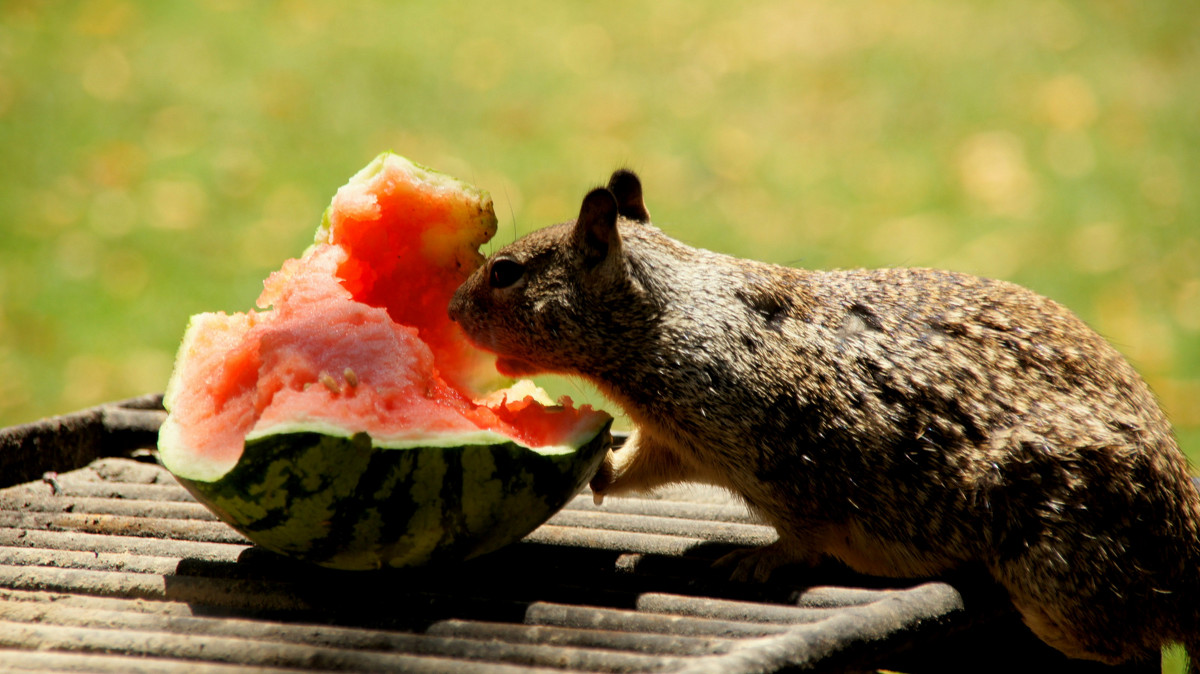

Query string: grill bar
[424,619,738,657]
[0,511,249,544]
[0,563,313,612]
[0,544,199,575]
[636,593,834,625]
[1,492,215,520]
[522,602,790,638]
[0,650,303,674]
[0,526,248,561]
[545,509,776,545]
[562,495,760,524]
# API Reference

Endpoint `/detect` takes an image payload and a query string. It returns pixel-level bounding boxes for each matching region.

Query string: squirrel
[447,169,1200,667]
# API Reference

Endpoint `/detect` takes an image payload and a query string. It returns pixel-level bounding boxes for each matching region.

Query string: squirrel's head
[448,169,654,379]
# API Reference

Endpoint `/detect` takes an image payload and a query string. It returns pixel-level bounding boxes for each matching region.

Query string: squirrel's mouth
[448,318,543,378]
[495,356,542,378]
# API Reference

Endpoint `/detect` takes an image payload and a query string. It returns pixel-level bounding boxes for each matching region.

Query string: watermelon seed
[320,372,341,394]
[343,368,359,387]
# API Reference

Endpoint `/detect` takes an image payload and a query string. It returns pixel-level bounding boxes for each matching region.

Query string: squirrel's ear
[607,169,651,223]
[573,187,620,267]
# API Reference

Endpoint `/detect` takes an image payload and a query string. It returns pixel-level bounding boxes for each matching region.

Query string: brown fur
[448,170,1200,666]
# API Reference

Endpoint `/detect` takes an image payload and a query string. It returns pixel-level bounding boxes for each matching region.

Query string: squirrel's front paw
[589,449,618,505]
[713,540,816,583]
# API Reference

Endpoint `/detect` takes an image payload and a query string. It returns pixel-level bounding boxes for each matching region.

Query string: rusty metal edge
[670,581,969,673]
[0,394,166,490]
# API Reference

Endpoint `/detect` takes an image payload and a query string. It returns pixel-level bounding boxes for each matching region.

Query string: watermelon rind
[171,421,611,570]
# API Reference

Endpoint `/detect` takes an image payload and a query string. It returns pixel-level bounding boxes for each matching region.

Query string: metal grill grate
[0,397,1145,673]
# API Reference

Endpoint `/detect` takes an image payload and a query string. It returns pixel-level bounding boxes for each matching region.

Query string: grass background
[1,1,1196,455]
[0,2,1196,669]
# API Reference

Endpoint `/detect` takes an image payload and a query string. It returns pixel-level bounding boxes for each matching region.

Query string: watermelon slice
[157,154,612,570]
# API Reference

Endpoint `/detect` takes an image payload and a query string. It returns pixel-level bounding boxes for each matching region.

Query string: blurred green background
[0,0,1197,466]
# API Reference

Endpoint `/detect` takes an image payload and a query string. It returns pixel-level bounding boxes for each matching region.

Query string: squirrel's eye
[489,257,525,289]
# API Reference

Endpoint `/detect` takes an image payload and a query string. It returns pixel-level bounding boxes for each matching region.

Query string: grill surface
[0,397,1150,673]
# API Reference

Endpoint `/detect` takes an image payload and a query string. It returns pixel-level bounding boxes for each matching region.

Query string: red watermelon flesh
[160,154,610,484]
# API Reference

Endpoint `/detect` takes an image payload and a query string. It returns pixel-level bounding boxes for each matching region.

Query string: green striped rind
[174,422,612,570]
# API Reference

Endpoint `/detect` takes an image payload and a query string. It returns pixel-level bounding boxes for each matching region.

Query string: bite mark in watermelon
[157,154,612,569]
